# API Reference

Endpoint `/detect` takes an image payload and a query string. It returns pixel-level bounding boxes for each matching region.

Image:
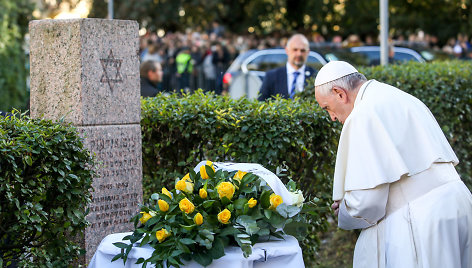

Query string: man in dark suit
[258,34,316,101]
[140,60,163,97]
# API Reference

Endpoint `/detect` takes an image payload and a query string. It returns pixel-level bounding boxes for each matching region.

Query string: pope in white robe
[314,61,472,268]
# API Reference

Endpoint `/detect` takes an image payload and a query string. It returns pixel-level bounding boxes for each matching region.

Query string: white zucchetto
[314,61,359,86]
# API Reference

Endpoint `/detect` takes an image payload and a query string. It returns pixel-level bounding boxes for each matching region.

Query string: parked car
[223,49,327,99]
[415,48,455,62]
[321,46,425,66]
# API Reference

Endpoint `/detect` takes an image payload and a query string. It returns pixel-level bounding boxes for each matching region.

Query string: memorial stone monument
[29,18,143,264]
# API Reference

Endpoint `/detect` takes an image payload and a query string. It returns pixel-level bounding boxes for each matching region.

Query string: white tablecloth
[88,232,305,268]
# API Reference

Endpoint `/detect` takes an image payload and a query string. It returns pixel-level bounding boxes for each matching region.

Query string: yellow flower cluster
[179,198,195,214]
[199,188,207,199]
[139,211,157,224]
[248,198,257,208]
[155,228,171,243]
[217,209,231,224]
[162,187,172,199]
[200,160,215,179]
[233,170,247,189]
[233,170,247,183]
[139,212,152,224]
[269,193,283,210]
[175,178,194,193]
[216,182,235,200]
[158,199,169,212]
[194,213,203,225]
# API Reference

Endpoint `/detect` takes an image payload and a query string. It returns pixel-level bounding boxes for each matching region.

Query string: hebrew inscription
[79,125,143,262]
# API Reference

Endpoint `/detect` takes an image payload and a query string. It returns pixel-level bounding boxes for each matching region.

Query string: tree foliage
[89,0,337,35]
[0,0,34,112]
[89,0,472,44]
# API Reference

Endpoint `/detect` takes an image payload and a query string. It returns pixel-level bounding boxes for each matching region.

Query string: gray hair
[315,72,367,95]
[286,34,309,48]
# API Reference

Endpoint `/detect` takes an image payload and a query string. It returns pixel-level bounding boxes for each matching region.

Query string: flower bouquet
[113,161,308,267]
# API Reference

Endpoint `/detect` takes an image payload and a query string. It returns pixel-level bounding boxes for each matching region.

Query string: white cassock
[333,80,472,268]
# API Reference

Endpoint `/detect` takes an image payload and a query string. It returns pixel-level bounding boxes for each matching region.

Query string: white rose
[290,190,305,207]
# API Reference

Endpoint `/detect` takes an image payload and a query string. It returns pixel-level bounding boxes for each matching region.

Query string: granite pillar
[29,18,143,264]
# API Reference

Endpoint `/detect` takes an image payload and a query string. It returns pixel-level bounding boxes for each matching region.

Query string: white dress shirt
[286,63,306,94]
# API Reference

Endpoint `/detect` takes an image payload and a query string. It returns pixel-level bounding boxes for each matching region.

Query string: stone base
[78,124,143,263]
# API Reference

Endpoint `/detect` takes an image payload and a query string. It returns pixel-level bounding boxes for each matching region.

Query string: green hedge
[141,91,340,265]
[0,112,95,267]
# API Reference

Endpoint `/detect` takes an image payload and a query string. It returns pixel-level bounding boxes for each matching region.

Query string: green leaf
[113,242,129,249]
[111,253,123,262]
[208,237,225,260]
[179,238,195,245]
[140,234,151,247]
[236,215,260,235]
[234,198,248,210]
[25,155,32,166]
[194,252,213,267]
[219,226,239,236]
[205,165,215,178]
[260,190,271,208]
[180,224,196,231]
[203,200,216,208]
[275,203,302,218]
[264,209,272,219]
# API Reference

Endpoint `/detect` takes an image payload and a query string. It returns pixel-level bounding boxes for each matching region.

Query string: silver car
[323,46,425,66]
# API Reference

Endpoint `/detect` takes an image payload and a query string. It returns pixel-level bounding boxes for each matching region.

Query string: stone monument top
[29,18,140,126]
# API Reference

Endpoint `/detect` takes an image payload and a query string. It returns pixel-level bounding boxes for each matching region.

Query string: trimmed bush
[141,91,340,265]
[0,112,95,267]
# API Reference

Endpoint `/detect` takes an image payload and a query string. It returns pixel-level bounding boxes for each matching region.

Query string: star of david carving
[100,49,123,92]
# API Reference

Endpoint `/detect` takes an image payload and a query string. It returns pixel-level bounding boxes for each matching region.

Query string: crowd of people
[138,24,472,96]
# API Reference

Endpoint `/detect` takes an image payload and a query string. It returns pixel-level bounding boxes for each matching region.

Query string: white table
[88,232,305,268]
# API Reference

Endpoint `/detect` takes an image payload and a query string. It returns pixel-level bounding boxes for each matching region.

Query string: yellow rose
[158,199,169,212]
[217,209,231,224]
[216,182,235,200]
[175,179,194,193]
[200,160,215,179]
[184,181,194,193]
[248,198,257,208]
[194,212,203,225]
[269,193,283,210]
[179,198,195,214]
[155,228,171,243]
[175,180,186,191]
[182,173,192,182]
[162,187,172,199]
[199,188,208,199]
[233,170,247,183]
[139,212,153,224]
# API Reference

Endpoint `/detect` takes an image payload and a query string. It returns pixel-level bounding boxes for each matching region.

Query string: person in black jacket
[140,60,163,97]
[258,34,316,101]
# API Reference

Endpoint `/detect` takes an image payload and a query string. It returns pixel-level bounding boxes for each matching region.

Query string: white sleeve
[338,183,389,230]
